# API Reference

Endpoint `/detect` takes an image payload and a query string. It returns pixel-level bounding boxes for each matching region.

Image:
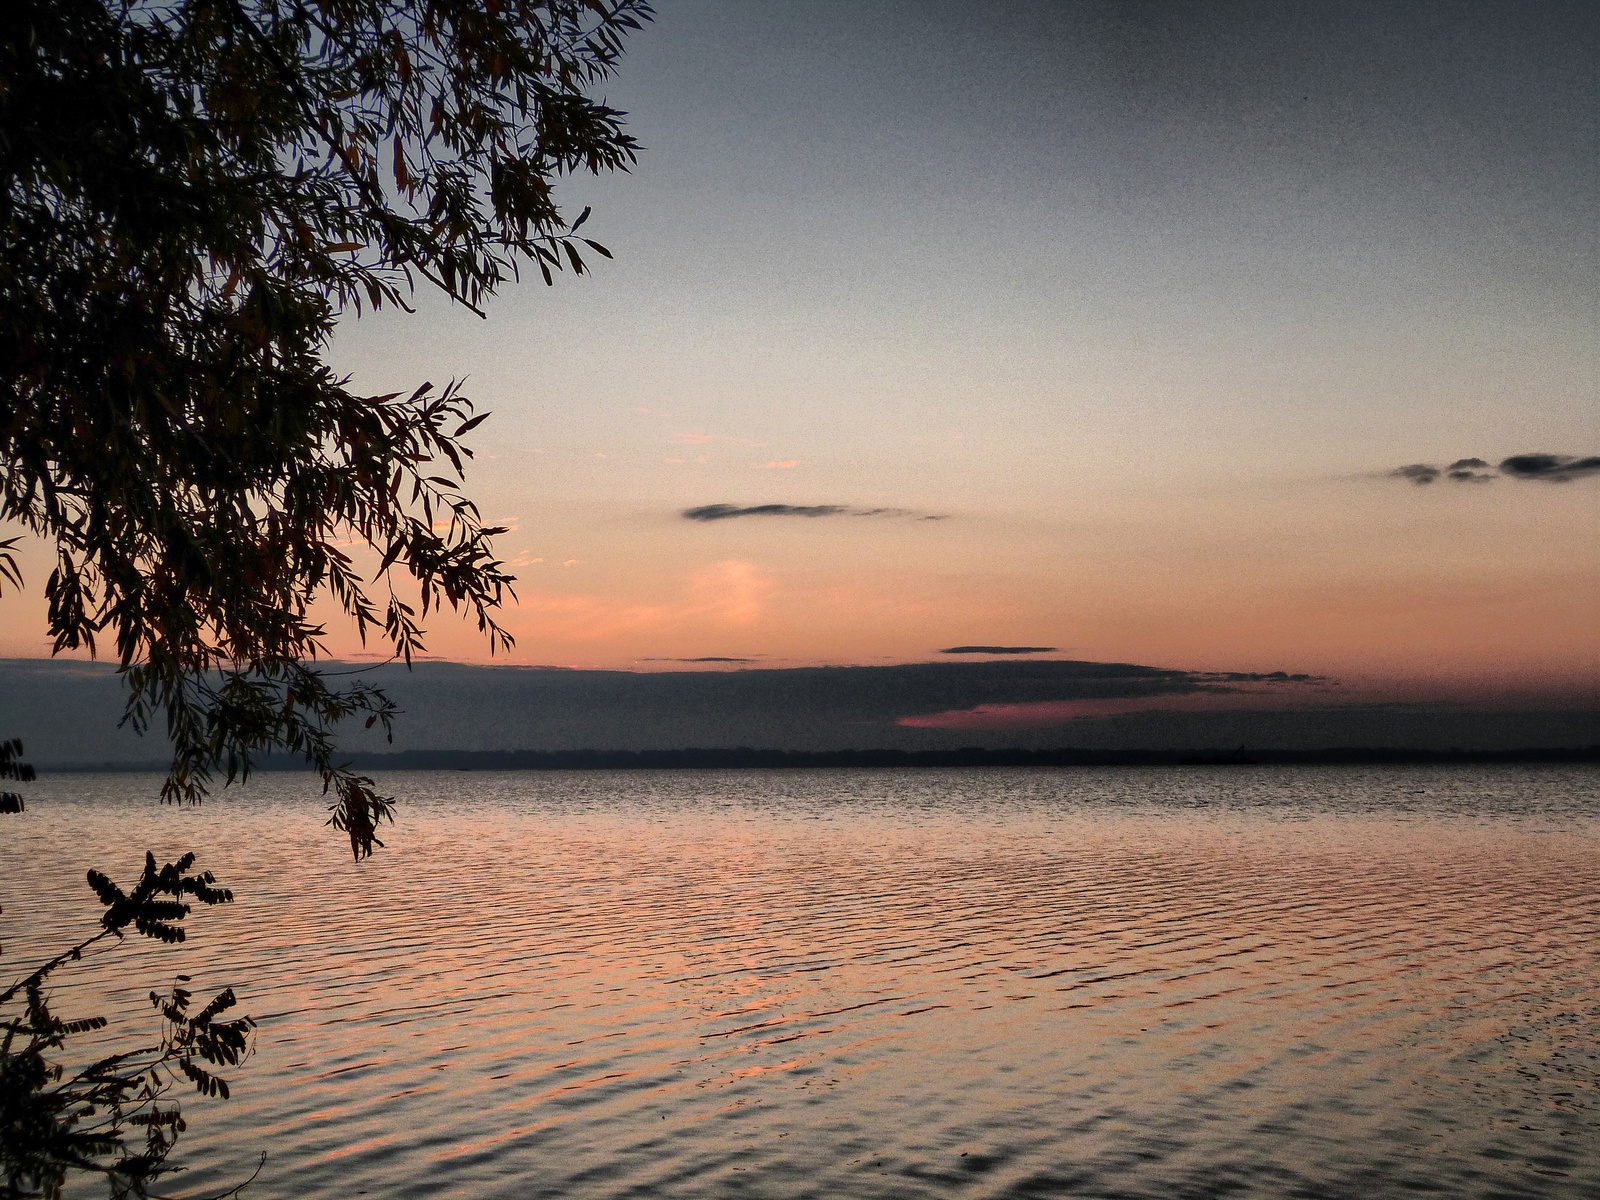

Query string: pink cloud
[899,691,1315,730]
[759,460,798,469]
[686,560,777,626]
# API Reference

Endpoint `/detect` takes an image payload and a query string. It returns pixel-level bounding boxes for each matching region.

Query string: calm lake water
[2,766,1597,1199]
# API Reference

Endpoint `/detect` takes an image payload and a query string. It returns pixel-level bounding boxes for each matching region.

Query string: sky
[2,0,1596,745]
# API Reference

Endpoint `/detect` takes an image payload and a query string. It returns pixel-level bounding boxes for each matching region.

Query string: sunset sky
[3,1,1596,738]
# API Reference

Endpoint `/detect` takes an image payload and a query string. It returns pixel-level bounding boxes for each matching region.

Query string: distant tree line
[221,744,1600,770]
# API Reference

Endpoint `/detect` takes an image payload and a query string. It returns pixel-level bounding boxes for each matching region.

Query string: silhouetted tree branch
[0,0,652,855]
[0,739,32,814]
[1,852,255,1199]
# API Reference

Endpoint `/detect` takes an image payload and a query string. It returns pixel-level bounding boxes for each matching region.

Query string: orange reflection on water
[2,766,1596,1199]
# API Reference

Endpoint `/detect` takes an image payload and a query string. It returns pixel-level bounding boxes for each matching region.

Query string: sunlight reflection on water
[3,766,1597,1199]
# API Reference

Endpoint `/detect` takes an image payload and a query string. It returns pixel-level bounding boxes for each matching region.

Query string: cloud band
[1392,453,1599,485]
[939,646,1058,655]
[683,503,948,521]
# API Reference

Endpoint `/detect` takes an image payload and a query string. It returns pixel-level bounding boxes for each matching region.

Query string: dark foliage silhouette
[1,0,652,856]
[0,740,32,814]
[1,851,256,1199]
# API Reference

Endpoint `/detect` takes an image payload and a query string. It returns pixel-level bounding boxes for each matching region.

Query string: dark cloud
[1393,463,1441,485]
[1498,453,1600,482]
[682,503,947,522]
[1390,453,1599,486]
[1391,461,1493,485]
[685,503,843,520]
[1447,457,1496,482]
[939,646,1058,655]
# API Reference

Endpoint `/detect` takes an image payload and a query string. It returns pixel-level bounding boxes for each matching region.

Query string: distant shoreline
[35,745,1600,773]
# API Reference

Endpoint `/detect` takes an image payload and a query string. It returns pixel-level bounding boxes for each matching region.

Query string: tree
[0,0,654,855]
[2,847,258,1200]
[0,739,33,813]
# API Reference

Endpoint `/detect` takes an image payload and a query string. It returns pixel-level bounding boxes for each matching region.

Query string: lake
[2,766,1596,1199]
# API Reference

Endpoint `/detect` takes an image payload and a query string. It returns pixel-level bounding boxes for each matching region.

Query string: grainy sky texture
[3,1,1596,735]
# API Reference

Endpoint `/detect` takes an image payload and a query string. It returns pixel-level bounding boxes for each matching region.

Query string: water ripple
[1,765,1595,1198]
